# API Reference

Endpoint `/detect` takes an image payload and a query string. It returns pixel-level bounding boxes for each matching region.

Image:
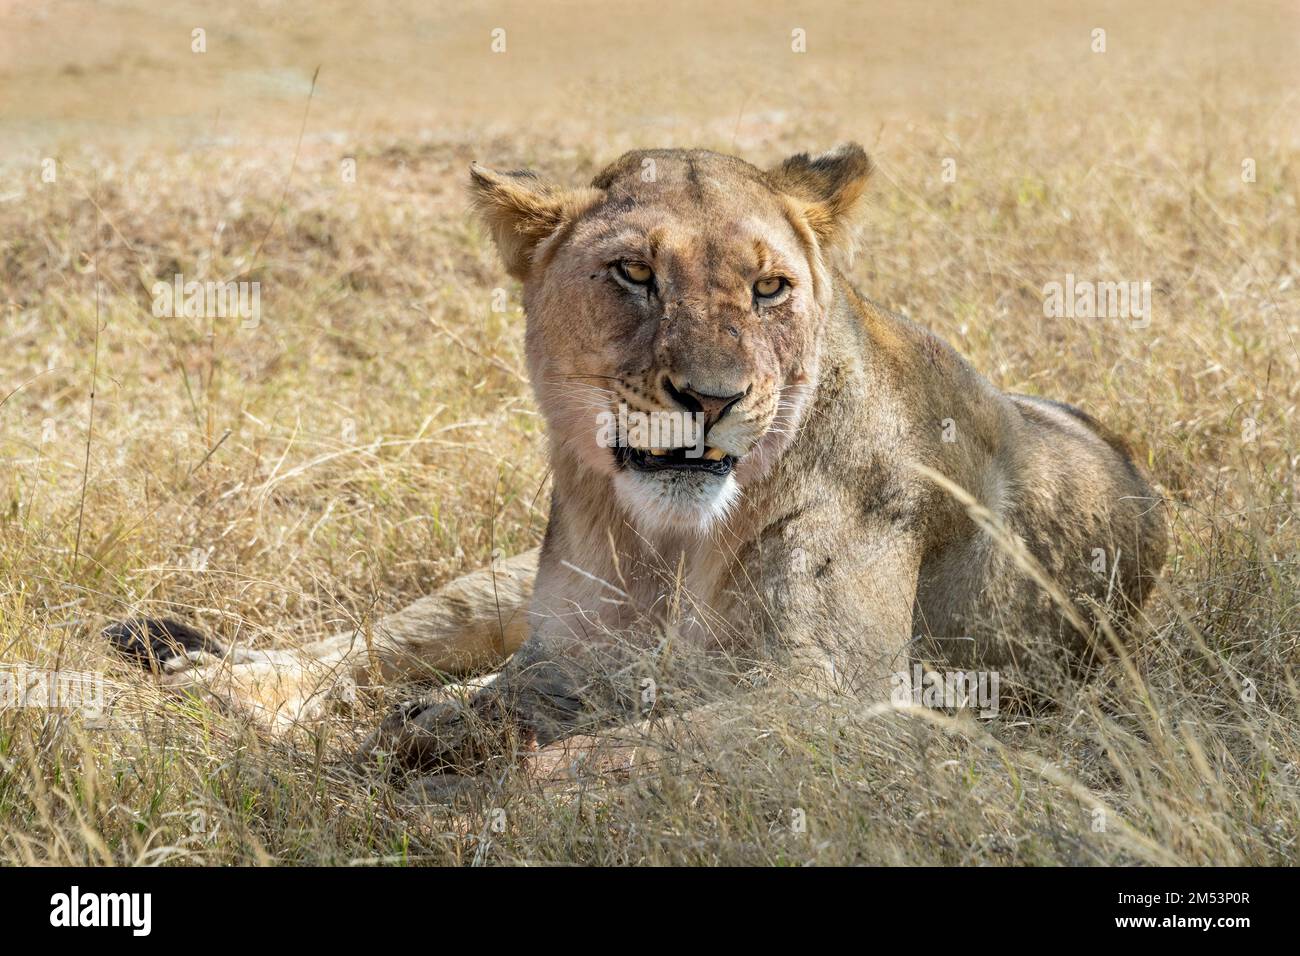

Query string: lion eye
[754,276,787,299]
[617,261,654,285]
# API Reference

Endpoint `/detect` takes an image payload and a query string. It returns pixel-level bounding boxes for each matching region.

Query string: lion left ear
[766,143,873,250]
[469,163,601,280]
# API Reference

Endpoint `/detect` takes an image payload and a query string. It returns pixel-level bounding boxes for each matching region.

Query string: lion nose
[665,378,748,429]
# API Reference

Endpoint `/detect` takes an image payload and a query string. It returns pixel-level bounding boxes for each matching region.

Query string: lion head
[470,144,872,536]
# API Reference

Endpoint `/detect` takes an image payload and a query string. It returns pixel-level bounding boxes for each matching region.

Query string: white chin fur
[612,468,740,537]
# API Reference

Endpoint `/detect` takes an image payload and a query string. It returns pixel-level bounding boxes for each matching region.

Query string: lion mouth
[614,445,737,476]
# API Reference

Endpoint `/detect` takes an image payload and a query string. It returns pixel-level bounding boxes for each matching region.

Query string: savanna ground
[0,0,1296,865]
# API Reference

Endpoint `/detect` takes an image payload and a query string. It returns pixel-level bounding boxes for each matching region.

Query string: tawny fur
[128,145,1166,768]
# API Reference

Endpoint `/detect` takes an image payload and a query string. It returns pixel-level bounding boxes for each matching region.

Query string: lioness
[107,144,1166,771]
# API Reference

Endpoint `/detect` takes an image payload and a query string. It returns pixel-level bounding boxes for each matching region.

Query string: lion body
[513,270,1165,717]
[111,145,1166,766]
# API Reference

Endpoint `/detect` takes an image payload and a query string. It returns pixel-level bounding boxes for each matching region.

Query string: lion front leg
[105,548,539,729]
[749,516,922,701]
[359,621,633,773]
[365,518,925,774]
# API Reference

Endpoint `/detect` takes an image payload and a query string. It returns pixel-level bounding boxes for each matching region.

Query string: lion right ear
[766,143,873,252]
[469,163,600,280]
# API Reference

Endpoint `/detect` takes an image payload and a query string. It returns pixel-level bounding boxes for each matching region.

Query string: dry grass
[0,0,1297,865]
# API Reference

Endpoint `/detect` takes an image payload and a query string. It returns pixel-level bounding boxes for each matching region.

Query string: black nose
[665,378,747,429]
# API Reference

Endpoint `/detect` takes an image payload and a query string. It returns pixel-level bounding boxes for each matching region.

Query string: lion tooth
[702,447,726,461]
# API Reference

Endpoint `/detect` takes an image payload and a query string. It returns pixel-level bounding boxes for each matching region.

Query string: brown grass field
[0,0,1297,865]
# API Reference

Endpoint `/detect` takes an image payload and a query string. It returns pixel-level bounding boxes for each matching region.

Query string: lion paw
[358,690,530,774]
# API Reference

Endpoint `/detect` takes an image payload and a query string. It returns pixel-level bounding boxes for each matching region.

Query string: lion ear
[469,163,599,280]
[766,143,873,250]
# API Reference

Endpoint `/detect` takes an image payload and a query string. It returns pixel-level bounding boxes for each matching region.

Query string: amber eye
[617,261,654,285]
[754,276,787,299]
